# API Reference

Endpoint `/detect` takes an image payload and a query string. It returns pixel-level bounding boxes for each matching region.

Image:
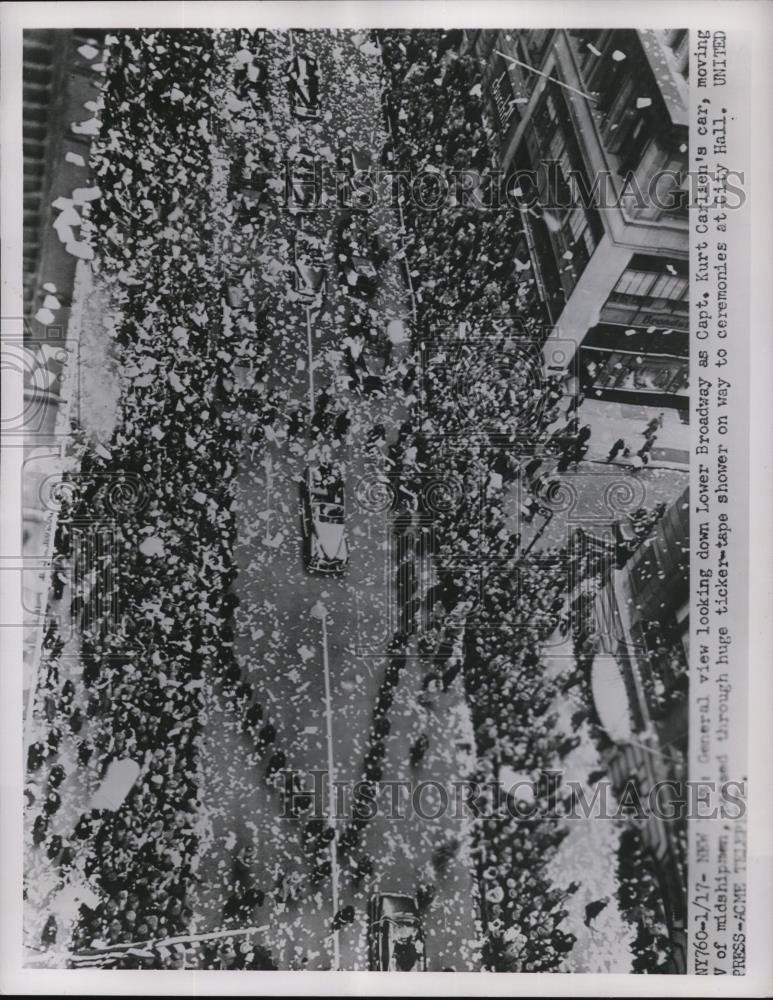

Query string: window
[590,350,688,395]
[568,207,587,242]
[614,270,657,296]
[574,29,614,83]
[613,268,688,301]
[657,158,689,218]
[650,274,689,300]
[602,77,635,148]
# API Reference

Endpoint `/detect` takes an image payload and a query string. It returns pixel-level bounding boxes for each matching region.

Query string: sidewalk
[574,398,689,471]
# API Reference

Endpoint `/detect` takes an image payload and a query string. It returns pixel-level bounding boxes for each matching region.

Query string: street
[191,29,480,971]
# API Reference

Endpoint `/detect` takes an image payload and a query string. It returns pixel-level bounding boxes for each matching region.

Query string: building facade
[468,29,690,413]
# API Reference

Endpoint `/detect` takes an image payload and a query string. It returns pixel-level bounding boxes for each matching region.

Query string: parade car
[292,230,327,302]
[285,51,320,120]
[368,894,426,971]
[301,463,349,574]
[336,211,378,297]
[337,144,375,212]
[229,153,271,225]
[285,147,322,214]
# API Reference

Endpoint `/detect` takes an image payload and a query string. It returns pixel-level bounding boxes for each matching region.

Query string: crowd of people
[26,25,469,971]
[380,30,548,335]
[373,29,592,970]
[377,29,689,971]
[24,29,282,969]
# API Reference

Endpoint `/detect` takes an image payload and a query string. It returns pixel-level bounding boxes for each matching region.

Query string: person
[409,733,429,766]
[393,937,420,970]
[332,904,355,930]
[416,881,435,912]
[40,914,57,947]
[573,441,589,464]
[243,701,263,731]
[32,813,48,846]
[315,385,331,415]
[584,896,610,927]
[51,554,68,601]
[70,706,84,734]
[48,762,66,788]
[223,891,243,920]
[637,436,655,458]
[565,390,585,416]
[310,859,332,885]
[311,404,329,437]
[233,846,256,889]
[365,422,386,455]
[287,406,305,437]
[44,790,62,816]
[256,721,276,753]
[380,331,394,371]
[442,658,462,691]
[353,854,373,881]
[643,413,663,436]
[266,748,286,779]
[333,408,351,442]
[606,438,626,463]
[316,825,335,850]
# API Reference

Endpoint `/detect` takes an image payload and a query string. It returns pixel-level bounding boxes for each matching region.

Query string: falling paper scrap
[139,536,165,557]
[71,117,100,136]
[77,43,100,60]
[65,240,94,260]
[72,186,102,205]
[34,307,56,326]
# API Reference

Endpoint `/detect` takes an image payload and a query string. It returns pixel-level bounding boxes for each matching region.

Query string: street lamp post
[305,306,316,419]
[311,600,341,970]
[262,452,272,543]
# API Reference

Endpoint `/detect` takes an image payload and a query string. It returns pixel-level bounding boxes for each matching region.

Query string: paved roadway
[192,30,480,971]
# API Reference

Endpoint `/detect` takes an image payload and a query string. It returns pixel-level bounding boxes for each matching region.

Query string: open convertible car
[285,50,321,120]
[301,462,349,574]
[367,894,426,971]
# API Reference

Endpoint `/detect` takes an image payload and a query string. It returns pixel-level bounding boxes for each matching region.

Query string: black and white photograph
[1,2,769,993]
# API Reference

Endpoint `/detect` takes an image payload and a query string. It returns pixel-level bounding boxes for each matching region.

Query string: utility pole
[263,452,272,543]
[305,306,316,419]
[311,600,341,970]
